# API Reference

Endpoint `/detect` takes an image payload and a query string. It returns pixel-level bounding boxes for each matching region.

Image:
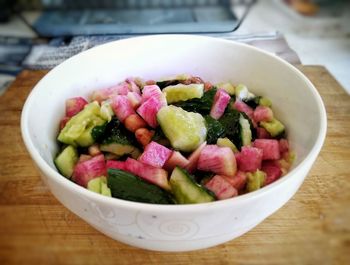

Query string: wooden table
[0,66,349,265]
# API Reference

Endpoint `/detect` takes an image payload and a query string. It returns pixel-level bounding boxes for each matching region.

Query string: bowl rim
[20,34,327,213]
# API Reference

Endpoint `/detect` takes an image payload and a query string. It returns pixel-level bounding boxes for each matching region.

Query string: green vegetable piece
[246,170,266,192]
[260,118,285,137]
[259,97,272,107]
[107,169,174,204]
[98,117,139,156]
[174,88,217,114]
[204,115,225,144]
[54,145,78,178]
[156,74,191,89]
[87,176,112,197]
[170,167,215,204]
[218,108,241,148]
[157,105,207,152]
[58,102,106,146]
[215,82,235,95]
[163,83,204,103]
[217,137,238,153]
[100,100,114,121]
[239,114,252,147]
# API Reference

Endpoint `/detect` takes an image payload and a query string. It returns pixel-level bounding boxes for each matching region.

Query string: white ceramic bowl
[21,35,327,252]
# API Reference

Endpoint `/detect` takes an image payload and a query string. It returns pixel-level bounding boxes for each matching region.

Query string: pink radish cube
[142,85,161,101]
[262,162,282,185]
[279,139,289,153]
[65,97,88,117]
[90,83,129,102]
[111,95,136,122]
[72,154,106,187]
[136,96,165,128]
[237,146,263,172]
[138,141,172,168]
[257,127,271,139]
[205,175,238,200]
[163,151,189,172]
[197,145,237,177]
[232,100,254,120]
[253,139,281,160]
[210,89,231,120]
[185,142,207,173]
[126,78,141,94]
[106,160,126,171]
[127,91,142,109]
[124,158,170,190]
[223,171,247,191]
[253,106,273,123]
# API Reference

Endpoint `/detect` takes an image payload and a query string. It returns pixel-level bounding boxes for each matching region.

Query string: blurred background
[0,0,349,94]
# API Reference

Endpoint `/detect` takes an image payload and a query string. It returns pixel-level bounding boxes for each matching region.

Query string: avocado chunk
[54,145,78,178]
[58,101,107,146]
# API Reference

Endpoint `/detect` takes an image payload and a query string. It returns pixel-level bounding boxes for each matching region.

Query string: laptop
[18,0,255,37]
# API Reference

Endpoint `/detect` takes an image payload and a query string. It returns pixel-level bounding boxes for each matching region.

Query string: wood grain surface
[0,66,349,265]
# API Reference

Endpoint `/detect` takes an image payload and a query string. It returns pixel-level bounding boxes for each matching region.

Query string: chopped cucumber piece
[163,83,204,103]
[157,105,207,152]
[54,145,78,178]
[246,170,266,192]
[170,167,215,204]
[239,114,252,147]
[58,101,106,146]
[217,137,239,153]
[100,143,139,157]
[235,84,255,100]
[215,82,235,95]
[260,118,285,137]
[107,169,174,204]
[259,97,272,107]
[87,176,111,197]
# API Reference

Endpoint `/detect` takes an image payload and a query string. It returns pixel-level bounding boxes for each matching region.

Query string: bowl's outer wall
[21,35,326,251]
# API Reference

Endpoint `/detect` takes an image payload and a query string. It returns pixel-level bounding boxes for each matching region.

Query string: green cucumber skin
[54,145,78,178]
[107,169,174,204]
[170,167,215,204]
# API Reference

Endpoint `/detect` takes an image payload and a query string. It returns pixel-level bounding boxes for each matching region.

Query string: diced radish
[205,175,238,200]
[185,142,207,173]
[135,128,155,146]
[145,80,156,85]
[65,97,88,117]
[88,144,101,156]
[279,139,289,153]
[197,145,237,177]
[232,100,254,120]
[124,158,170,190]
[136,96,165,128]
[111,95,135,122]
[163,151,189,172]
[142,85,161,101]
[124,114,147,132]
[222,171,247,191]
[126,78,141,94]
[59,116,70,130]
[257,127,271,139]
[210,89,231,120]
[78,154,92,163]
[253,139,281,160]
[138,141,172,168]
[253,106,273,123]
[127,91,142,109]
[237,146,263,172]
[262,162,282,185]
[106,160,126,171]
[72,154,106,187]
[90,83,129,102]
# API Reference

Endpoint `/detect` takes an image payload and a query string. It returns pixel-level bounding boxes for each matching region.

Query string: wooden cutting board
[0,66,349,265]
